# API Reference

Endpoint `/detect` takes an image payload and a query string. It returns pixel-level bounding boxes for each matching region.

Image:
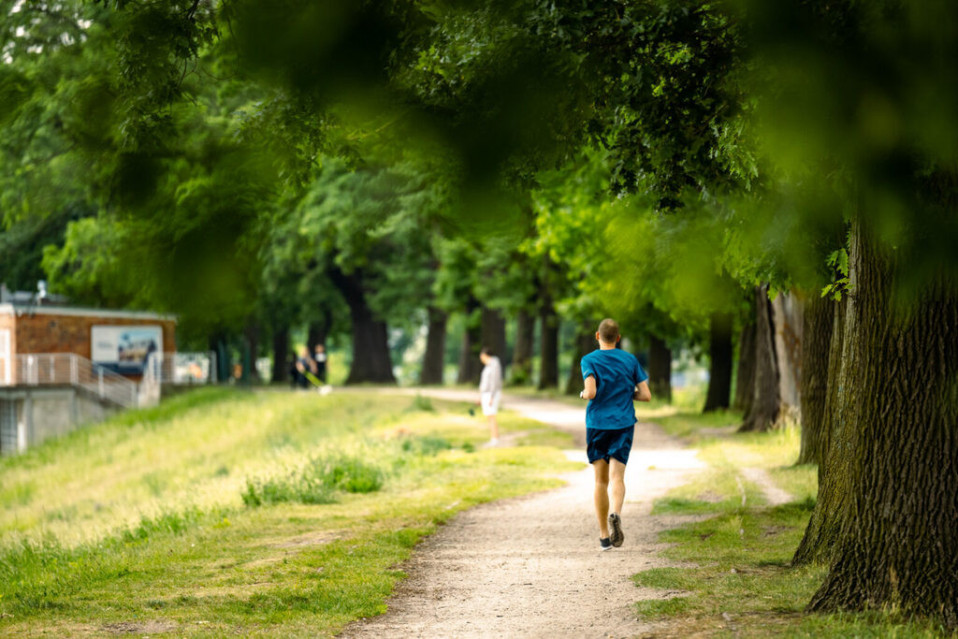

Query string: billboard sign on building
[91,326,162,374]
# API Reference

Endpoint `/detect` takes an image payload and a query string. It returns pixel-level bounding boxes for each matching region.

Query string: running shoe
[609,512,624,547]
[599,537,613,551]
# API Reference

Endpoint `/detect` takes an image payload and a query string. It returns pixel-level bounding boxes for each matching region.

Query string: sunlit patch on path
[740,467,792,507]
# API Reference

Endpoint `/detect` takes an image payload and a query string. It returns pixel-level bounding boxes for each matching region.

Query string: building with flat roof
[0,303,176,385]
[0,302,178,455]
[0,303,177,384]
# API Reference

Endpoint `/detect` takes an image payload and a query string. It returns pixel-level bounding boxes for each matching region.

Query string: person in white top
[478,347,503,445]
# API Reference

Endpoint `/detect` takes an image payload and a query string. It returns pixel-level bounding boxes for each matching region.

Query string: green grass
[0,388,581,637]
[635,403,739,440]
[634,411,955,638]
[501,385,582,406]
[503,382,712,419]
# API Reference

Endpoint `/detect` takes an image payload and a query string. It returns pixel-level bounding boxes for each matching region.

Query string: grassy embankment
[633,400,954,638]
[0,387,579,637]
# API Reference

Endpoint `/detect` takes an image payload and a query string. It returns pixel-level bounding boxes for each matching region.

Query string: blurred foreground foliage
[2,0,958,626]
[3,0,953,337]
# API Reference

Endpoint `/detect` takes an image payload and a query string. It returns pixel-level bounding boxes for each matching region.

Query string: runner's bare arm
[633,381,651,402]
[580,375,597,400]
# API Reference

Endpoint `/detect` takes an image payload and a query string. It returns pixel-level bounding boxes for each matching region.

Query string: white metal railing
[140,352,162,407]
[148,351,217,385]
[138,351,217,406]
[6,351,216,409]
[14,353,140,409]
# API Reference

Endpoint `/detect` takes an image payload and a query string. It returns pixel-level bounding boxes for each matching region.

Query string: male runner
[579,318,651,550]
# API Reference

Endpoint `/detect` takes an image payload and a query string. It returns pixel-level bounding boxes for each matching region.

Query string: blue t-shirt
[581,348,649,430]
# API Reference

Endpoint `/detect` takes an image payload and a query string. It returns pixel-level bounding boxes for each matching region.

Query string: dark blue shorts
[586,425,635,465]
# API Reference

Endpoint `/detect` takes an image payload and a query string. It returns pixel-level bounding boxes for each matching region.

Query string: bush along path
[342,391,707,639]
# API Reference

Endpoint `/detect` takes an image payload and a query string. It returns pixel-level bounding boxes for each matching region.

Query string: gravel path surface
[341,390,705,638]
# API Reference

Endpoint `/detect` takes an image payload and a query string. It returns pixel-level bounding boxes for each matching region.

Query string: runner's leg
[593,459,610,537]
[610,458,626,515]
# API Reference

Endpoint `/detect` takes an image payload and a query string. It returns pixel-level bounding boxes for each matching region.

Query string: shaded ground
[341,390,706,638]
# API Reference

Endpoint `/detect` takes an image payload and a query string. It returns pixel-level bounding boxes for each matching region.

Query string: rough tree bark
[733,319,756,413]
[420,306,447,385]
[703,312,733,412]
[510,308,535,385]
[804,224,958,627]
[648,334,672,403]
[271,324,290,384]
[456,298,481,385]
[792,297,848,566]
[565,321,594,395]
[327,266,395,385]
[739,285,780,431]
[796,294,834,465]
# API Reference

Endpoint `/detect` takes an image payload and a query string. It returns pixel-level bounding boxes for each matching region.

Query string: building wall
[0,313,13,384]
[13,312,176,359]
[0,387,119,455]
[0,396,21,455]
[27,388,76,446]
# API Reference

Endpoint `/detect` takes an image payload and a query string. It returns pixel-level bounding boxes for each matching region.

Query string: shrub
[401,435,452,457]
[310,455,384,494]
[241,454,384,507]
[241,473,337,507]
[408,395,435,412]
[123,509,203,542]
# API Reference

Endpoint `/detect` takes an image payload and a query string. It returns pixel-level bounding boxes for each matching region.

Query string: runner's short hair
[597,318,620,344]
[480,346,495,357]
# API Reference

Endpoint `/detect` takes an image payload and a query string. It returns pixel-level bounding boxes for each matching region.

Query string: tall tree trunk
[538,298,559,389]
[271,324,290,384]
[456,298,482,385]
[420,306,447,385]
[704,312,733,412]
[480,307,507,362]
[306,307,334,354]
[740,286,780,431]
[733,319,756,413]
[244,320,260,383]
[796,294,834,465]
[327,266,395,385]
[510,308,535,385]
[805,223,958,626]
[772,292,804,423]
[565,320,594,395]
[648,334,672,403]
[793,297,848,565]
[208,332,230,383]
[538,257,560,390]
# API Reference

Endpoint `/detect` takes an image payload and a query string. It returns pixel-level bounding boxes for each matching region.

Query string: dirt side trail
[340,390,705,638]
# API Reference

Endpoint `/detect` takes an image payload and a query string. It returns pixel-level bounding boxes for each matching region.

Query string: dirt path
[740,467,793,507]
[341,391,705,638]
